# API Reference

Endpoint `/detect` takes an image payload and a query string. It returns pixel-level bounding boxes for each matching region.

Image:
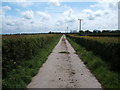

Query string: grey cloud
[87,15,95,20]
[65,17,76,23]
[2,6,12,15]
[95,13,101,17]
[31,21,34,24]
[6,22,15,26]
[108,2,117,9]
[36,11,51,21]
[5,19,24,26]
[104,11,109,15]
[49,0,60,6]
[22,10,34,19]
[2,6,11,11]
[56,20,63,26]
[64,9,73,17]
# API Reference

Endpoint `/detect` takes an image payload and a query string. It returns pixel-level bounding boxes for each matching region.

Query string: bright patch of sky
[1,0,118,34]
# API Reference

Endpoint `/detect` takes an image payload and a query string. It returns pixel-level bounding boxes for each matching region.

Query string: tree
[93,30,101,33]
[85,30,91,33]
[102,30,111,33]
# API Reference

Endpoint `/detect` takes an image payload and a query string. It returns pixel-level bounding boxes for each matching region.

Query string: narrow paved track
[27,35,102,88]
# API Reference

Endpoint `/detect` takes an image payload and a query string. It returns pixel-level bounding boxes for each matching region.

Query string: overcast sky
[1,0,119,34]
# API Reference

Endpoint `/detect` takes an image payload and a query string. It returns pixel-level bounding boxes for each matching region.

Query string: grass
[67,34,120,72]
[67,37,120,88]
[2,35,61,88]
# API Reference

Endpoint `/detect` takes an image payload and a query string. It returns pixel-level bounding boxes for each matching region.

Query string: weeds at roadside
[67,37,120,88]
[2,34,61,88]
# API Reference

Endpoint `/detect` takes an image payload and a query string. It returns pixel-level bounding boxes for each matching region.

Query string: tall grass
[67,37,120,88]
[66,35,120,72]
[2,34,61,88]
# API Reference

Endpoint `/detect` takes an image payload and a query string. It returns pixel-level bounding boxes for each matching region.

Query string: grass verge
[2,35,61,88]
[67,37,120,88]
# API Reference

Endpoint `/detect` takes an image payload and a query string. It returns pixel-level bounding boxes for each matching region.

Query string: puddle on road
[59,51,70,54]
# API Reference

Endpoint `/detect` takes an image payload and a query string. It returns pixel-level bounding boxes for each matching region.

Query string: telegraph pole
[78,19,83,32]
[67,27,68,33]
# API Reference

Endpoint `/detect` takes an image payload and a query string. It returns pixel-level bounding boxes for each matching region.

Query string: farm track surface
[27,35,102,88]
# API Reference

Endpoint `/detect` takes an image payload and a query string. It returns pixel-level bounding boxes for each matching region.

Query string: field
[2,34,61,88]
[66,34,120,88]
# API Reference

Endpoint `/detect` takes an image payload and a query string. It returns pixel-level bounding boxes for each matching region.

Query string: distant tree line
[79,30,120,33]
[78,30,120,37]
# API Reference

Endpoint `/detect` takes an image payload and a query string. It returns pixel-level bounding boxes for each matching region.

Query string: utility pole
[67,27,68,33]
[78,19,83,32]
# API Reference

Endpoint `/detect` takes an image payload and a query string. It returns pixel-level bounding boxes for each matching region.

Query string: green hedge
[66,35,120,72]
[2,34,61,88]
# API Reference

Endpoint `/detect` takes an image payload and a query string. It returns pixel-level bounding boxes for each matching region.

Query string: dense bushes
[2,34,61,88]
[66,35,120,72]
